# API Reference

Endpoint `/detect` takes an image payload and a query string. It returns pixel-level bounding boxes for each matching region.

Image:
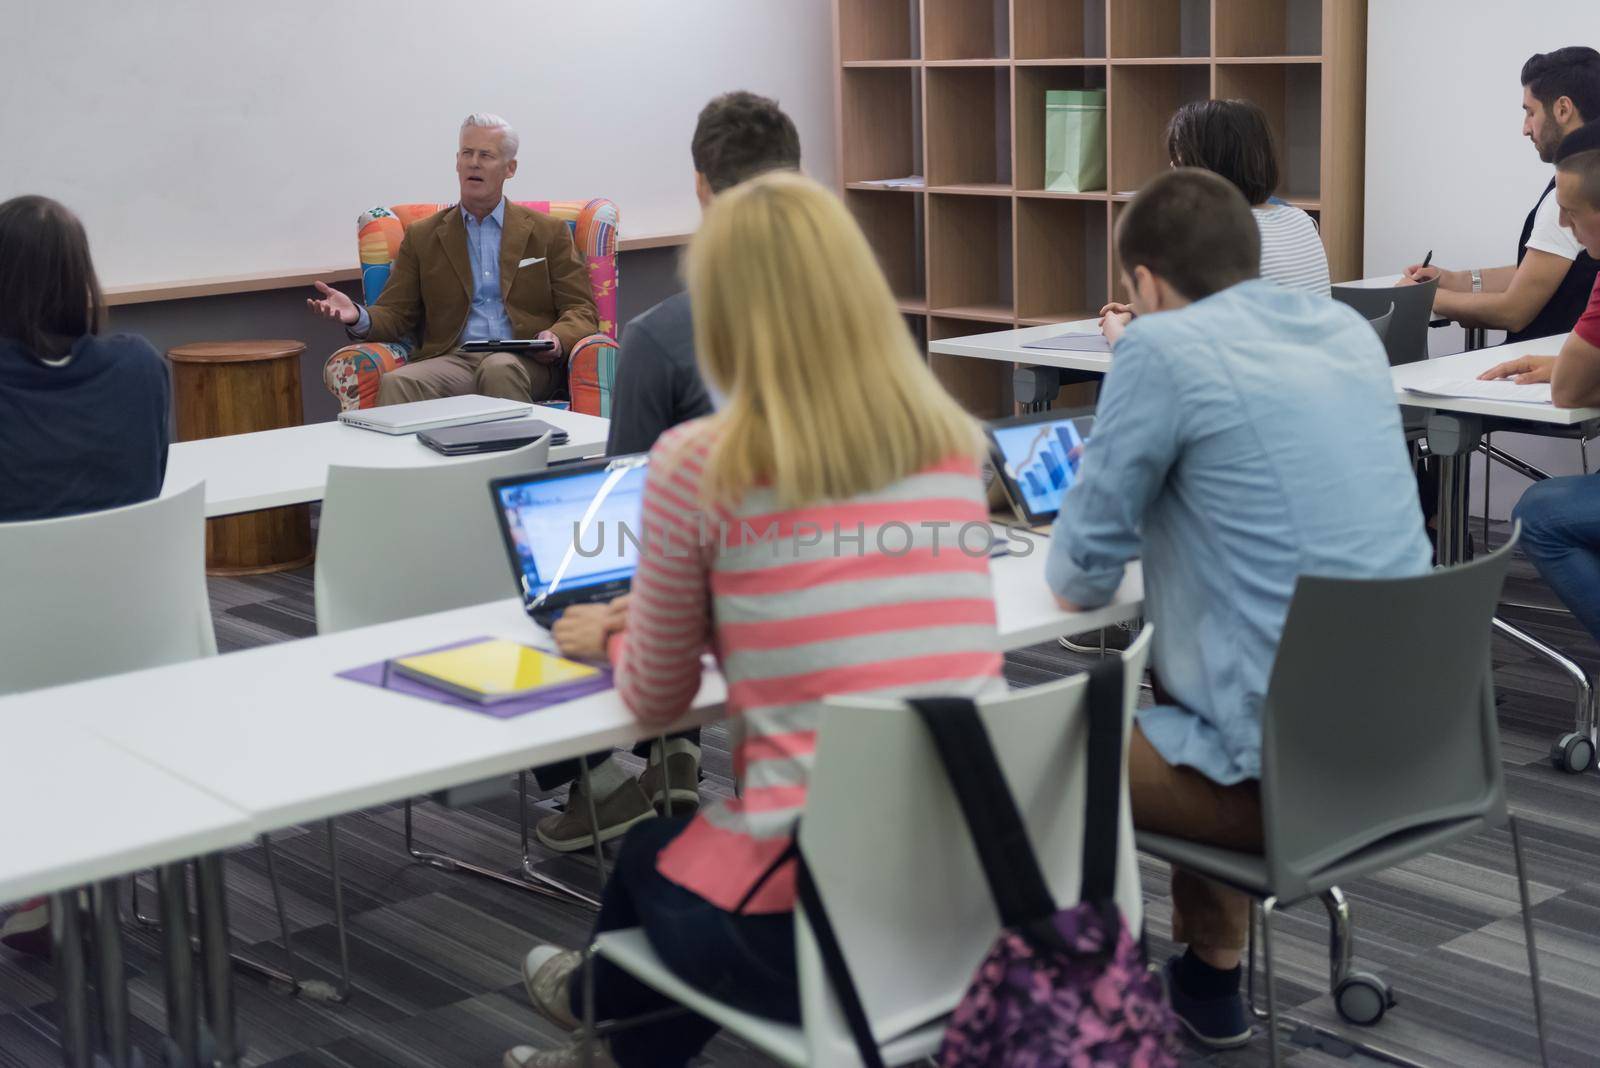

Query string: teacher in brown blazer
[307,113,598,405]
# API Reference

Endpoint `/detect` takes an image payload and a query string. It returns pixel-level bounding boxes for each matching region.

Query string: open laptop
[490,455,649,627]
[338,394,532,436]
[985,407,1095,526]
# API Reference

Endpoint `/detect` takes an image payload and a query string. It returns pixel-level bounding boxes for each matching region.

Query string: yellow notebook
[392,639,600,704]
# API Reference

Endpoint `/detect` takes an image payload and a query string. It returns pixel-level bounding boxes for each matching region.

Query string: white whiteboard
[1364,1,1600,279]
[0,0,837,290]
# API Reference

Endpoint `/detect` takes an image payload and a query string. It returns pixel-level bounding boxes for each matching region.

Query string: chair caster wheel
[1334,971,1394,1026]
[1550,732,1596,774]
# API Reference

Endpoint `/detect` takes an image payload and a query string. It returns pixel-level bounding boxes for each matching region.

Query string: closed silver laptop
[337,394,533,436]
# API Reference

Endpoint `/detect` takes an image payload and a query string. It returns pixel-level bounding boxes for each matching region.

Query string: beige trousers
[375,348,560,406]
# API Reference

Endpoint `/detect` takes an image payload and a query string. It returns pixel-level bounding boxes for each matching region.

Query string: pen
[1421,250,1433,269]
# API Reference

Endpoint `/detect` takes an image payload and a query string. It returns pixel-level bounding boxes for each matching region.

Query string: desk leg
[50,892,91,1068]
[196,855,240,1066]
[158,864,199,1066]
[92,881,136,1068]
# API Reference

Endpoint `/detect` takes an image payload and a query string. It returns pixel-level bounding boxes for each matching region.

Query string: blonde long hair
[688,172,982,507]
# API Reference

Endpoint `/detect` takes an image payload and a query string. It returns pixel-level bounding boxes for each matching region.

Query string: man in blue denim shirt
[1048,170,1431,1047]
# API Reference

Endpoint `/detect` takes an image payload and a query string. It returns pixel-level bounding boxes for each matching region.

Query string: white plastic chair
[0,481,215,695]
[313,437,550,634]
[586,628,1153,1067]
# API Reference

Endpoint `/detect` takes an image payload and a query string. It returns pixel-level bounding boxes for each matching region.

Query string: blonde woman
[503,172,1006,1068]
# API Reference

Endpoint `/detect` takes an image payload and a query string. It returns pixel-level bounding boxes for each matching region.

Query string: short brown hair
[1522,47,1600,124]
[1556,123,1600,209]
[1116,169,1260,302]
[1166,99,1280,206]
[691,92,802,194]
[0,196,106,362]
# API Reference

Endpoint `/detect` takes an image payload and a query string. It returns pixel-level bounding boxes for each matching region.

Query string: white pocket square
[518,256,546,269]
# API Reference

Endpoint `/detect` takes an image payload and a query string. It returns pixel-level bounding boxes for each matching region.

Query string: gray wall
[111,246,687,427]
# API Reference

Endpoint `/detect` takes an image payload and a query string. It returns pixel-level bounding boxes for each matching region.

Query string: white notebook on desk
[1403,377,1553,405]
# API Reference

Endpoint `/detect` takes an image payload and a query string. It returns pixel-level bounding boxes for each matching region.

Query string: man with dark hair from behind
[528,93,802,858]
[605,92,802,456]
[1399,46,1600,341]
[1047,169,1432,1049]
[1479,125,1600,642]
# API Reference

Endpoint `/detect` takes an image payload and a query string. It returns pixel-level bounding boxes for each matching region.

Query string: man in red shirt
[1481,122,1600,639]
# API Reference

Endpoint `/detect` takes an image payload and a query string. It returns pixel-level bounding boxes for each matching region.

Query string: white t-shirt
[1524,183,1585,261]
[1252,204,1332,296]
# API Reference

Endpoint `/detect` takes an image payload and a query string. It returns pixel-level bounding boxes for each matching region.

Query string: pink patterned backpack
[795,659,1181,1068]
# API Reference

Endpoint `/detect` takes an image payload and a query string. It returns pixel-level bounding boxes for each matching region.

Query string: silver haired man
[308,113,598,404]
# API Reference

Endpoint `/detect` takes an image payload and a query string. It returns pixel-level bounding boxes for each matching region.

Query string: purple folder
[337,636,614,720]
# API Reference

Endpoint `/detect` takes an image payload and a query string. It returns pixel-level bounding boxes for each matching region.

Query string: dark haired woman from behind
[0,195,169,524]
[1100,100,1331,341]
[0,196,170,958]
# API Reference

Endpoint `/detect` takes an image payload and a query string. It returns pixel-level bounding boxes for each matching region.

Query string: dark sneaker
[637,751,700,817]
[535,779,654,853]
[1163,956,1252,1050]
[0,900,49,959]
[503,1040,619,1068]
[1060,617,1143,654]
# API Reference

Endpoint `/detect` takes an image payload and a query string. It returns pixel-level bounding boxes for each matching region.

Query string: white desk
[13,548,1135,840]
[0,722,251,905]
[928,318,1111,375]
[1391,337,1596,424]
[161,407,611,519]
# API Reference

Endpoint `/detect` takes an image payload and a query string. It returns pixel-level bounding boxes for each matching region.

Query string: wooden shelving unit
[832,0,1367,417]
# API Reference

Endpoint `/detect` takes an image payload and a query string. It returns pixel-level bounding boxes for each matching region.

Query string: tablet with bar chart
[985,409,1094,525]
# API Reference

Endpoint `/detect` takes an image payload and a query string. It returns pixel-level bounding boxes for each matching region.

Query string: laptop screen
[985,411,1092,524]
[492,456,649,607]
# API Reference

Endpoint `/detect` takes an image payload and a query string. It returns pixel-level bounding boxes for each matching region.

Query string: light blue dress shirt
[1046,281,1433,785]
[353,199,511,343]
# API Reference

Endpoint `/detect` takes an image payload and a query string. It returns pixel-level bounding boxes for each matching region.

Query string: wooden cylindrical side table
[167,340,315,576]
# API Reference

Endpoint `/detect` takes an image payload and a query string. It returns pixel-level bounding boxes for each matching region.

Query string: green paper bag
[1045,89,1107,193]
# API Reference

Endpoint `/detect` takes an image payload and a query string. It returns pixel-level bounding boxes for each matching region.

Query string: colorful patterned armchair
[322,198,620,416]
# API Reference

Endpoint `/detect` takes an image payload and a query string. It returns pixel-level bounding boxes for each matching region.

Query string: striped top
[605,419,1005,913]
[1253,204,1331,296]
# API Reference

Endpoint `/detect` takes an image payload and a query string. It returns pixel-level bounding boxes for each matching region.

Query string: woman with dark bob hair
[0,195,169,525]
[1101,100,1331,340]
[1165,98,1331,295]
[0,195,170,955]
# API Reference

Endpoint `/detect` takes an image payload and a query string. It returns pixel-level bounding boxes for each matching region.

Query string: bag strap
[907,696,1059,929]
[1079,656,1126,904]
[793,843,888,1068]
[909,655,1127,923]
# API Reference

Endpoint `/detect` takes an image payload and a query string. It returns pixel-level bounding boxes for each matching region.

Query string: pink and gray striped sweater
[604,420,1005,913]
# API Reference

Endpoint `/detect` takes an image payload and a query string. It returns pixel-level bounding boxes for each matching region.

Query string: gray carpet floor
[3,522,1597,1067]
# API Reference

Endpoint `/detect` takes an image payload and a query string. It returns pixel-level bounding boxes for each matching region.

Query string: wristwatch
[1471,268,1483,294]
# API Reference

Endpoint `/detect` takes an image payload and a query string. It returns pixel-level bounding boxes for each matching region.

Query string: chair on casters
[576,631,1153,1066]
[0,484,242,1063]
[314,436,629,911]
[1136,533,1550,1066]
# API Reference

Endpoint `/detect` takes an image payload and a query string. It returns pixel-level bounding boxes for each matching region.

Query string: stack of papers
[1402,377,1553,405]
[1020,333,1111,354]
[854,175,924,189]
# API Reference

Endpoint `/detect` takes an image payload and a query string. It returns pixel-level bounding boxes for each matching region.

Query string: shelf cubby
[930,317,1013,417]
[1108,63,1211,193]
[1214,62,1324,200]
[1108,0,1212,59]
[839,0,921,62]
[1014,65,1109,192]
[841,67,922,183]
[1013,0,1107,61]
[1213,0,1322,57]
[846,189,926,308]
[924,0,1010,61]
[1016,197,1109,322]
[928,193,1014,319]
[926,67,1013,188]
